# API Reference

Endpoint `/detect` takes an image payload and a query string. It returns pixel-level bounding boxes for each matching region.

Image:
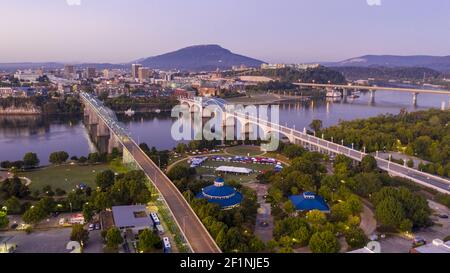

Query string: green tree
[309,231,340,253]
[374,197,405,229]
[70,224,89,246]
[22,205,48,224]
[82,203,95,223]
[4,197,22,214]
[105,227,123,250]
[0,210,9,229]
[344,227,367,249]
[49,151,69,165]
[137,229,162,253]
[283,200,296,214]
[95,170,115,190]
[23,152,39,168]
[361,155,378,172]
[309,119,323,133]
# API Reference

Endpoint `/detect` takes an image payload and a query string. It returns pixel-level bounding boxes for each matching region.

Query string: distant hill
[0,62,125,72]
[326,55,450,72]
[138,44,264,71]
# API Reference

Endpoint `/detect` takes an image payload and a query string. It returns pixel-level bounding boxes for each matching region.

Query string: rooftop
[196,177,243,209]
[289,192,330,212]
[111,205,153,229]
[412,239,450,253]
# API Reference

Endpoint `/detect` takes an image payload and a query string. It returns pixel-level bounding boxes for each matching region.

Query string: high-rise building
[64,65,75,79]
[138,67,151,82]
[131,64,142,79]
[86,67,96,79]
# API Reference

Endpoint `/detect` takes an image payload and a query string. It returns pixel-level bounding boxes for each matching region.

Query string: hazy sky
[1,0,449,63]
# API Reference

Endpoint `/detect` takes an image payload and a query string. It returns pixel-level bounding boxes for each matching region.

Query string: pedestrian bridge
[180,97,450,194]
[80,92,221,253]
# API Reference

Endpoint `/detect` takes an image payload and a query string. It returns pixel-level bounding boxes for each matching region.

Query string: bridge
[80,92,221,253]
[294,82,450,106]
[180,97,450,194]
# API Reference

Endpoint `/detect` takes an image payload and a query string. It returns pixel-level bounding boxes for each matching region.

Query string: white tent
[215,166,253,174]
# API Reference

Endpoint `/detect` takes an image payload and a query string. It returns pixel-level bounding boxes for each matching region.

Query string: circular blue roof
[196,177,243,209]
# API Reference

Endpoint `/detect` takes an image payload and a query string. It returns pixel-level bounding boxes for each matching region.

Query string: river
[0,90,448,165]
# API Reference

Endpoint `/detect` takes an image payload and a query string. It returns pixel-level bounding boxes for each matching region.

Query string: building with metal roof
[196,177,243,210]
[111,205,153,234]
[289,192,330,213]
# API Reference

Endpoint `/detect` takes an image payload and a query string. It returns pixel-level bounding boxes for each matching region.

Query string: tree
[374,197,405,229]
[23,152,39,168]
[283,200,296,214]
[70,224,89,246]
[95,170,115,190]
[344,227,367,249]
[0,210,9,229]
[49,151,69,165]
[306,210,327,230]
[137,229,162,253]
[88,152,100,164]
[22,205,48,224]
[105,227,123,249]
[309,119,323,133]
[82,203,95,223]
[4,197,22,214]
[309,231,340,253]
[167,165,192,181]
[175,143,188,154]
[361,155,378,172]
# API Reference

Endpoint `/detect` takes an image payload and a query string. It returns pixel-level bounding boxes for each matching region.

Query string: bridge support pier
[369,90,375,104]
[413,93,418,106]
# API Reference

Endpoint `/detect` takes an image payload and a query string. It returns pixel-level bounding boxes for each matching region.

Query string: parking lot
[379,200,450,253]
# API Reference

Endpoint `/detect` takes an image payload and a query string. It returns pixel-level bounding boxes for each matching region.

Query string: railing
[234,112,450,193]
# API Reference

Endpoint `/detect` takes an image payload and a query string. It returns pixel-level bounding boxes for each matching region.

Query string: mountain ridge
[326,55,450,72]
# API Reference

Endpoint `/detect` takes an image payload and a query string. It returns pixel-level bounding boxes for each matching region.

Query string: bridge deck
[295,83,450,95]
[82,93,221,253]
[122,139,221,253]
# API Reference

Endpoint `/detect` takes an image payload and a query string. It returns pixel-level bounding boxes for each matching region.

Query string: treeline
[322,109,450,177]
[104,95,178,112]
[0,96,82,115]
[236,66,347,85]
[261,143,432,253]
[331,66,441,81]
[1,149,121,169]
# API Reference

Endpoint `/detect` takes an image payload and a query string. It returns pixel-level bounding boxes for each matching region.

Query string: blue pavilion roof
[196,177,243,209]
[289,192,330,212]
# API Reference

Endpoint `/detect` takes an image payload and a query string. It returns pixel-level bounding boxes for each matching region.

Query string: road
[123,139,221,253]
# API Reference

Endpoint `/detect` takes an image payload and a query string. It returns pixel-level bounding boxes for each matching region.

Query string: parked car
[95,223,101,230]
[10,223,18,229]
[88,224,95,231]
[438,214,449,219]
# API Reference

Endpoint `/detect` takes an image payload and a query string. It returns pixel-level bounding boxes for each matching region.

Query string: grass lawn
[225,145,266,157]
[22,164,112,192]
[178,157,279,184]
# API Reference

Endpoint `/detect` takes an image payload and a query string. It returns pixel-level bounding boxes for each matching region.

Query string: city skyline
[1,0,450,63]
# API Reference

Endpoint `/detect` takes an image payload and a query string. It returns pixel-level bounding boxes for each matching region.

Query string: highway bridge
[180,97,450,194]
[80,92,221,253]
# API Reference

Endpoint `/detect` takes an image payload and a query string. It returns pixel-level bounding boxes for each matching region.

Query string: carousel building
[196,177,243,210]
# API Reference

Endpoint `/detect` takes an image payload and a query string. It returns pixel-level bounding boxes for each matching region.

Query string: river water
[0,90,449,165]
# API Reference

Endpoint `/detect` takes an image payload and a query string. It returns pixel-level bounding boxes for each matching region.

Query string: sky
[0,0,449,63]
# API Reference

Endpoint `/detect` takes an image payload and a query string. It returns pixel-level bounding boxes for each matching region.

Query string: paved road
[123,139,221,253]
